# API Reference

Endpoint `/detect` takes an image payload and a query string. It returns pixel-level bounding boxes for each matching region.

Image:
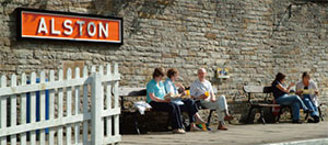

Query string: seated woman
[164,68,205,131]
[271,72,312,123]
[146,67,185,134]
[296,72,320,123]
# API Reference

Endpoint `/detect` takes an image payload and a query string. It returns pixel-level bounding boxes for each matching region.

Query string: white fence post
[66,68,72,145]
[82,66,89,144]
[0,75,7,145]
[10,74,17,145]
[49,70,55,145]
[114,63,120,137]
[91,73,103,145]
[30,72,36,145]
[20,73,27,145]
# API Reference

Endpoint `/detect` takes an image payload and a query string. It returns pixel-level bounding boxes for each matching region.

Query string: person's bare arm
[276,82,295,93]
[210,91,216,102]
[175,83,185,90]
[313,81,319,96]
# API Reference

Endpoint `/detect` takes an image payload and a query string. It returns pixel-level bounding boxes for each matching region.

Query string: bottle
[201,123,207,131]
[204,91,210,99]
[186,90,190,96]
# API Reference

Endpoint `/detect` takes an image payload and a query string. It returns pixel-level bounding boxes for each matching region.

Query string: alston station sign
[17,8,123,44]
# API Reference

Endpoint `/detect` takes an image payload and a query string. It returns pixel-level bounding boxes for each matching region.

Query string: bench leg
[134,112,141,135]
[259,108,266,124]
[207,110,214,126]
[304,112,309,121]
[247,106,255,124]
[276,106,285,123]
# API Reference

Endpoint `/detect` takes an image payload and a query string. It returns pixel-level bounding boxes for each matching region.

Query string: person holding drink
[190,68,233,130]
[271,72,313,123]
[296,72,320,123]
[164,68,206,131]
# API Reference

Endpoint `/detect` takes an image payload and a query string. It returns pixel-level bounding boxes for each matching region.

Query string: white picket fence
[0,64,121,145]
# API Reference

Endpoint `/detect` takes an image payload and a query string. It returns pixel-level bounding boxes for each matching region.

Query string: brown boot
[217,124,228,131]
[224,115,233,121]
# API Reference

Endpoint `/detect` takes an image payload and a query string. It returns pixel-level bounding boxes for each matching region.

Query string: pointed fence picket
[0,64,121,145]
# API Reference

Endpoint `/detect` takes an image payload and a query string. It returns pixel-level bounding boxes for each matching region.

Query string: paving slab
[121,122,328,145]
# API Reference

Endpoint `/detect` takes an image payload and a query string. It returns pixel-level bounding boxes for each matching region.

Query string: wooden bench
[244,85,289,124]
[119,87,216,134]
[244,85,325,124]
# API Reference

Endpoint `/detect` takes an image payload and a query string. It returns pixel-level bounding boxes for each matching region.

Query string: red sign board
[17,8,123,44]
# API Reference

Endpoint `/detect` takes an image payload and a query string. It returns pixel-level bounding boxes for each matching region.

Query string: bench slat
[119,86,218,97]
[256,104,280,107]
[119,87,146,96]
[244,86,264,93]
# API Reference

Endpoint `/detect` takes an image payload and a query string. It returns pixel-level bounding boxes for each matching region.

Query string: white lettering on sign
[76,21,85,36]
[37,17,48,34]
[99,23,108,38]
[35,17,114,39]
[51,18,61,35]
[87,22,96,37]
[63,20,73,35]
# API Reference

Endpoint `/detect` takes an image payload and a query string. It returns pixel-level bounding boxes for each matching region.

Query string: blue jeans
[302,95,319,117]
[275,94,308,121]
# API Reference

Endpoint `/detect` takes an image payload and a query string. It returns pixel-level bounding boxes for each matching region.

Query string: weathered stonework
[0,0,328,125]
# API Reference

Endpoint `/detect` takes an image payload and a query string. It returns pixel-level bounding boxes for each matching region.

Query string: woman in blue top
[271,72,313,123]
[164,68,205,131]
[146,67,185,134]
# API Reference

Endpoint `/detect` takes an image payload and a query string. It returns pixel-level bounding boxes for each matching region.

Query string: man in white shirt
[296,72,320,123]
[190,68,232,130]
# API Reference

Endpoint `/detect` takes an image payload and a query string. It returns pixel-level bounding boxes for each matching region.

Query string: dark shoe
[313,116,320,123]
[304,110,314,114]
[292,120,303,124]
[307,119,315,123]
[206,123,212,131]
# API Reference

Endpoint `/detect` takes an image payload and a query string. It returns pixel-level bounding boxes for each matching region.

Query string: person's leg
[294,95,309,111]
[291,100,300,121]
[215,96,230,130]
[201,100,226,130]
[171,102,184,129]
[201,100,224,121]
[217,95,233,119]
[194,113,206,124]
[302,95,319,117]
[276,94,306,122]
[180,99,204,131]
[149,101,183,130]
[180,99,198,123]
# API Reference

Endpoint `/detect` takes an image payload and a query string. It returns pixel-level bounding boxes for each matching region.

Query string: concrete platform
[121,122,328,145]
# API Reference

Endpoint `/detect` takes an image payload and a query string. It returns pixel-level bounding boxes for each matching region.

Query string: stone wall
[0,0,328,122]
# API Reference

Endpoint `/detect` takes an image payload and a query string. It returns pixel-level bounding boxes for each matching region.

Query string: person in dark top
[271,72,313,123]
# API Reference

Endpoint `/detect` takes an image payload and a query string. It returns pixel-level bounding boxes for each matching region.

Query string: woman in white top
[164,68,205,131]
